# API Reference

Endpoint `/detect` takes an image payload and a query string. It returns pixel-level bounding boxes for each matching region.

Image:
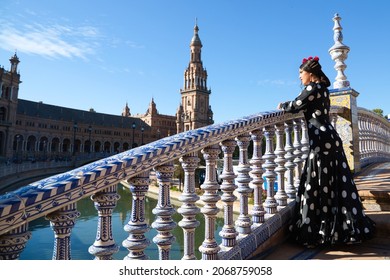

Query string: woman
[277,56,375,247]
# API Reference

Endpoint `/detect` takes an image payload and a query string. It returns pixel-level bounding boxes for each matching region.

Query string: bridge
[0,15,390,261]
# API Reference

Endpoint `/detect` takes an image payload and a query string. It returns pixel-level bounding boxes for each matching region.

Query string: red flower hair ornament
[302,56,319,64]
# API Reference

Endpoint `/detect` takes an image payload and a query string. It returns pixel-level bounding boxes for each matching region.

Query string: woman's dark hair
[300,56,331,87]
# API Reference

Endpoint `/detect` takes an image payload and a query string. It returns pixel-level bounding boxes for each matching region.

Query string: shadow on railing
[0,106,389,260]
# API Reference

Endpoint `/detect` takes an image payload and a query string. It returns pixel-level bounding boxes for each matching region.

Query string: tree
[372,108,384,117]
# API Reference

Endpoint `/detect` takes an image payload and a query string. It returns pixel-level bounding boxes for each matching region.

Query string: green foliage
[372,108,384,117]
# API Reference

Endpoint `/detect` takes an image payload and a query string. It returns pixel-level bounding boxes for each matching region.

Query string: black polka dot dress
[280,82,375,247]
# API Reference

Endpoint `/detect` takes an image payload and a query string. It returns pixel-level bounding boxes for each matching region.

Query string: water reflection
[19,184,224,260]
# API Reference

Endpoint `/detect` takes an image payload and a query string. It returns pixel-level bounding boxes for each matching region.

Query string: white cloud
[0,21,98,60]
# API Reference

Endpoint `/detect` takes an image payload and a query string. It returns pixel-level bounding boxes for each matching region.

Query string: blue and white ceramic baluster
[88,184,120,260]
[218,139,238,247]
[293,119,303,192]
[235,133,253,235]
[300,119,310,165]
[178,152,200,260]
[274,123,288,208]
[46,202,80,260]
[122,171,151,260]
[284,121,296,201]
[199,144,221,260]
[152,162,177,260]
[249,129,265,224]
[0,223,31,259]
[262,126,278,215]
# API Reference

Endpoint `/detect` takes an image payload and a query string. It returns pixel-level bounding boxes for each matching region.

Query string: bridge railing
[0,109,309,260]
[1,104,387,260]
[358,107,390,167]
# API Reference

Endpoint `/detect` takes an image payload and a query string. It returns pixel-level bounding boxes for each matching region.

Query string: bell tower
[177,22,213,133]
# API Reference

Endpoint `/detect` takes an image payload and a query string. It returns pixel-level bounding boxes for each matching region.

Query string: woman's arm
[278,83,317,114]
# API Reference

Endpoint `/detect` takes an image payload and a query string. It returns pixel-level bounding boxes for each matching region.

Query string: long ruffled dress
[280,81,375,247]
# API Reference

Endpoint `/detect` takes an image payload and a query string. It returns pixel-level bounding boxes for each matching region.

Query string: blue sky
[0,0,389,123]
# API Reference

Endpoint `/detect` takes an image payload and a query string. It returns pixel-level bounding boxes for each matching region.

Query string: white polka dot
[336,141,340,147]
[324,151,329,155]
[323,206,328,213]
[320,126,326,131]
[342,162,347,168]
[308,95,314,101]
[364,228,370,233]
[342,175,347,182]
[315,146,320,153]
[296,100,302,106]
[311,171,316,178]
[308,226,312,233]
[314,190,318,197]
[306,184,311,190]
[315,110,322,116]
[342,207,347,214]
[342,190,347,198]
[352,192,357,199]
[323,186,328,193]
[317,93,321,98]
[352,208,357,215]
[324,108,328,114]
[309,153,314,159]
[310,140,313,145]
[315,129,319,135]
[307,85,313,91]
[305,217,311,224]
[308,123,313,128]
[310,203,315,210]
[323,167,328,174]
[331,191,335,198]
[325,143,331,149]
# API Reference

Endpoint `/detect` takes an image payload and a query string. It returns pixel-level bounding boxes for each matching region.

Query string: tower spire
[329,13,350,89]
[177,22,213,132]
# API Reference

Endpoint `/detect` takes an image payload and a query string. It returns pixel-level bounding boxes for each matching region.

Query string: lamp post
[132,121,136,148]
[88,125,92,153]
[73,122,78,156]
[16,134,21,162]
[43,140,47,160]
[141,126,144,145]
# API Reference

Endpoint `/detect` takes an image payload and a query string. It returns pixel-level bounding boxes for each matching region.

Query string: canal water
[19,184,225,260]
